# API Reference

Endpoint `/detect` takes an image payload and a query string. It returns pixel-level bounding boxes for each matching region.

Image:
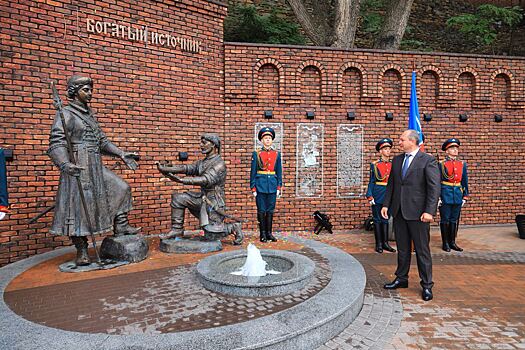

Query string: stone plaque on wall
[337,124,364,198]
[254,122,283,152]
[296,123,324,198]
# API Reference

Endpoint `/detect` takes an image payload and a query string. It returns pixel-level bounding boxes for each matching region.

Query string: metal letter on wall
[254,122,283,152]
[296,123,324,198]
[337,124,363,198]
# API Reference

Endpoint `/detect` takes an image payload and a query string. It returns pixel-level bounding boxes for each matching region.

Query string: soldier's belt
[441,181,461,187]
[375,182,388,186]
[257,171,276,175]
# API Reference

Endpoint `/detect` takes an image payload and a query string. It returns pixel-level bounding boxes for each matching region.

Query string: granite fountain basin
[196,249,315,297]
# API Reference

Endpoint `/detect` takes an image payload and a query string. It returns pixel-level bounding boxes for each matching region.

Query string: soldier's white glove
[252,191,257,198]
[369,199,375,206]
[438,199,442,207]
[0,212,5,221]
[462,199,466,207]
[277,190,282,198]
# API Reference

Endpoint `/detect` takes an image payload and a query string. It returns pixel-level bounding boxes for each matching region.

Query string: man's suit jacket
[383,150,441,221]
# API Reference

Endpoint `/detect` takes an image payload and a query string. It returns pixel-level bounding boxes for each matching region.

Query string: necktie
[402,154,411,178]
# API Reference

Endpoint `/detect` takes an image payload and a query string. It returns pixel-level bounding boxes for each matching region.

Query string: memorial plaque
[296,123,324,198]
[337,124,364,198]
[254,122,283,152]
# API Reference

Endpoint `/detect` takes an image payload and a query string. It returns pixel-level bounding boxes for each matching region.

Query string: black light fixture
[306,111,315,120]
[423,113,432,122]
[3,149,13,162]
[178,152,189,162]
[494,114,503,123]
[346,111,355,121]
[385,112,394,121]
[459,113,468,122]
[264,110,273,119]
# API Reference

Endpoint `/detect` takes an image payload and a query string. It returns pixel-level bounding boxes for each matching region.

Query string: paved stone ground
[3,224,525,349]
[315,224,525,350]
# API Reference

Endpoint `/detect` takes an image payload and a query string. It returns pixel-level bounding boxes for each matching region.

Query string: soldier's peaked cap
[258,127,275,141]
[376,138,393,152]
[442,138,460,151]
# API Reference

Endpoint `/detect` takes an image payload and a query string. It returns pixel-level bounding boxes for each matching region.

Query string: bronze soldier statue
[157,133,243,245]
[48,75,140,266]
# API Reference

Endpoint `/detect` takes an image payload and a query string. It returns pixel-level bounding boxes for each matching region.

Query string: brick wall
[2,1,525,267]
[224,43,525,232]
[0,0,226,265]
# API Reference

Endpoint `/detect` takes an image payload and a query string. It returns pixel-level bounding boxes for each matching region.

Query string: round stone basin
[196,249,315,297]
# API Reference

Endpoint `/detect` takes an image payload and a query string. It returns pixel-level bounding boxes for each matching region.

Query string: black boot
[380,223,396,252]
[258,212,267,242]
[114,213,141,236]
[440,222,451,252]
[160,207,185,240]
[71,236,90,266]
[449,222,463,252]
[373,224,383,253]
[266,213,277,242]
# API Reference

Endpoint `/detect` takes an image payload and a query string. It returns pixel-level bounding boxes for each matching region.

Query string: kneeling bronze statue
[157,133,243,245]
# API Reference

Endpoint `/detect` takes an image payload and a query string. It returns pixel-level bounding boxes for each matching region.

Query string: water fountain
[196,243,315,297]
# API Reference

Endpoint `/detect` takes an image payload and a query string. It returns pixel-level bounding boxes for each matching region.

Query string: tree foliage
[447,4,523,46]
[224,1,306,45]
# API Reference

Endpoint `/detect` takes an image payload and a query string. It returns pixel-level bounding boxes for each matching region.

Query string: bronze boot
[113,213,141,236]
[160,208,184,240]
[266,213,277,242]
[72,236,90,266]
[230,222,244,245]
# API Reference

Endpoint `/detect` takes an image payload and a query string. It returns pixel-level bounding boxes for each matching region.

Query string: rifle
[50,81,103,265]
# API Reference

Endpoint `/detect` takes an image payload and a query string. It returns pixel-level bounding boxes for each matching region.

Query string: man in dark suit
[381,129,441,301]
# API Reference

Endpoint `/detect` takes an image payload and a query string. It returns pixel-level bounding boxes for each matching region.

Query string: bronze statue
[48,75,140,266]
[157,133,243,245]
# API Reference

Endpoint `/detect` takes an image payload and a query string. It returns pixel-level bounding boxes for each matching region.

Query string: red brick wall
[0,0,226,266]
[224,43,525,232]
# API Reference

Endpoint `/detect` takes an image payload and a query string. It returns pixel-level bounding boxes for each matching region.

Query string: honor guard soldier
[366,138,396,253]
[439,138,469,252]
[250,127,283,243]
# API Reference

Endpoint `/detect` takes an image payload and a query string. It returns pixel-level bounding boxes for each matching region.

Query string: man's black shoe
[383,279,408,289]
[422,288,433,301]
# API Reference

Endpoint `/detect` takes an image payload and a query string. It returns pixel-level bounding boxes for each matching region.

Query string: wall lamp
[459,113,468,122]
[385,112,394,121]
[264,110,273,119]
[494,114,503,123]
[423,113,432,122]
[347,111,355,121]
[306,111,315,120]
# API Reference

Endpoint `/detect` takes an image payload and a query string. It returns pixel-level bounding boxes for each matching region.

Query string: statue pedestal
[160,236,222,253]
[100,235,149,263]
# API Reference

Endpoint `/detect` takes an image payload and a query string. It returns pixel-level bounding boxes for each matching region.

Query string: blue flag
[408,71,424,147]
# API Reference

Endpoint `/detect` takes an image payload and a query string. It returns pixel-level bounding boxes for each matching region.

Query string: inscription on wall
[296,123,324,198]
[337,124,364,198]
[86,18,202,53]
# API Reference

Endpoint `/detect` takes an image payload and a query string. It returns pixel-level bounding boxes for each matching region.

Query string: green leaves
[224,2,306,45]
[447,4,523,46]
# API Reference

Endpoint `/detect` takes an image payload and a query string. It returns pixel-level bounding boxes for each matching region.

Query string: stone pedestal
[159,236,222,253]
[100,234,149,263]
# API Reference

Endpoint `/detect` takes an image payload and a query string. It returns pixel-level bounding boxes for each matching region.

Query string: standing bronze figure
[48,76,140,266]
[157,133,243,245]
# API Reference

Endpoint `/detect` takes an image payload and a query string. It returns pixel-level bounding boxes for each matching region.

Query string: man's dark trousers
[393,215,433,289]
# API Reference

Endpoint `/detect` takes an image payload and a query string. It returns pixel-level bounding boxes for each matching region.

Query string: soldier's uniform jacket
[47,101,132,236]
[366,159,392,204]
[439,157,469,205]
[250,148,282,194]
